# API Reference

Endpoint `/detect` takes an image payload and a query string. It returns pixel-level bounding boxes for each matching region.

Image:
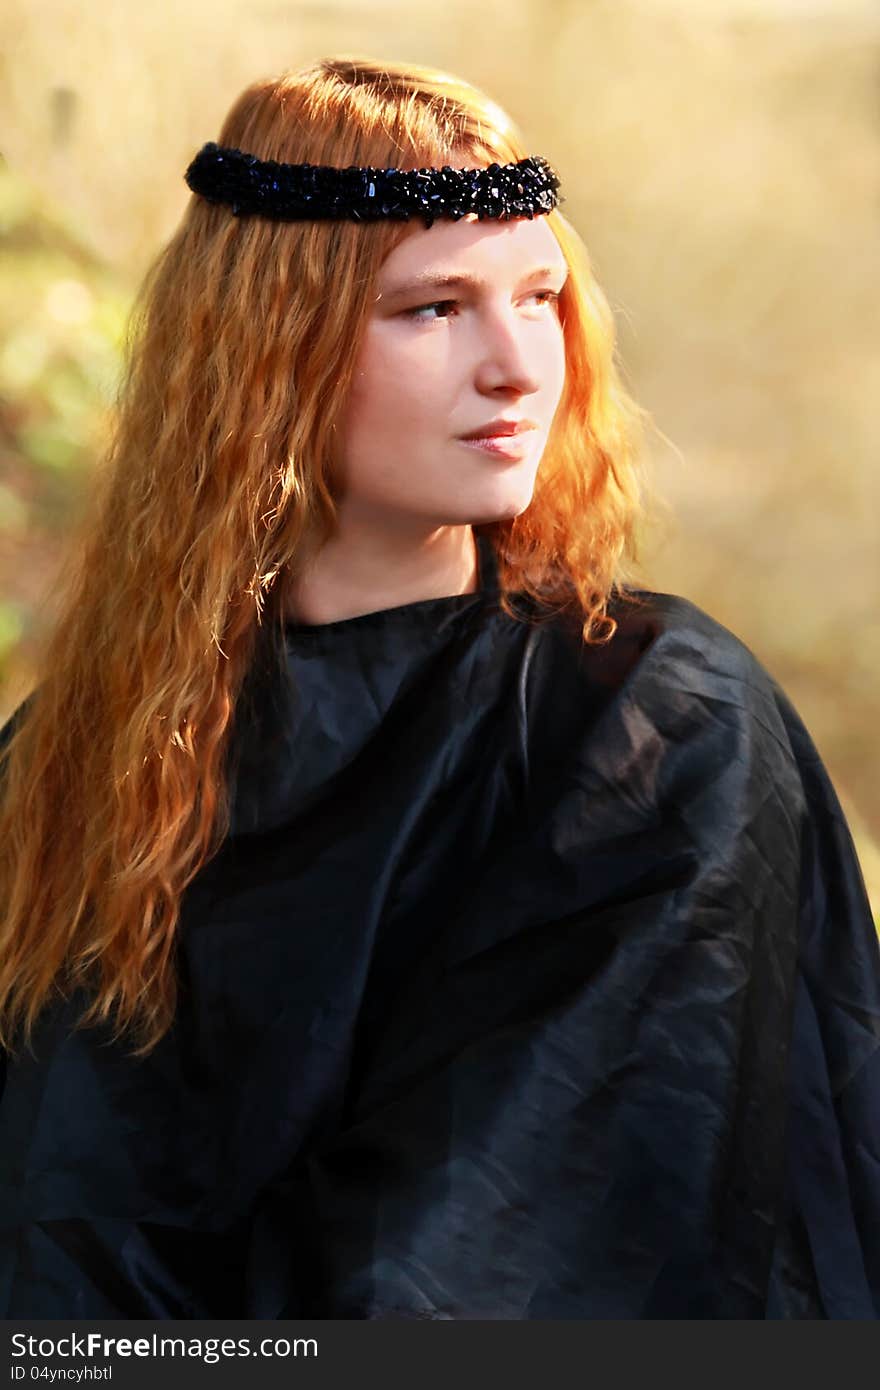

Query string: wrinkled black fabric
[1,534,878,1319]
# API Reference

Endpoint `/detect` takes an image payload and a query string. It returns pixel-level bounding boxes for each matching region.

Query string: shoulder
[615,587,770,683]
[609,587,795,736]
[534,587,812,796]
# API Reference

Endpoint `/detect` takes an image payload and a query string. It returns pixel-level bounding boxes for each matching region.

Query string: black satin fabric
[1,533,878,1319]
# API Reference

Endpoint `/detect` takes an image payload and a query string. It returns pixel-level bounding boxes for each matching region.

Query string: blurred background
[0,0,877,915]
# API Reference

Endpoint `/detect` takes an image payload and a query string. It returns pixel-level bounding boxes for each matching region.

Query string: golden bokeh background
[1,0,877,914]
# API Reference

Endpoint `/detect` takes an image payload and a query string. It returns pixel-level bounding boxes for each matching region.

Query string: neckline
[282,531,499,638]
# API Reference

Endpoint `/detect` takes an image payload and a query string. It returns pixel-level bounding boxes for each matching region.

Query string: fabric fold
[1,552,878,1317]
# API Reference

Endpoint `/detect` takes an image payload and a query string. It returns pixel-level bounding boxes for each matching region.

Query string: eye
[531,290,562,312]
[403,290,561,323]
[403,299,458,322]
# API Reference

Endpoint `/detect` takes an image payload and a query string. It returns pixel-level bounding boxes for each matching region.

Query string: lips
[459,419,537,440]
[458,431,535,459]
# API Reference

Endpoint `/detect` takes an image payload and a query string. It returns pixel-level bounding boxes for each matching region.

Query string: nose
[472,302,544,397]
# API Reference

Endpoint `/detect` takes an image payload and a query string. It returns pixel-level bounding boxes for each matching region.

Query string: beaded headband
[184,141,563,227]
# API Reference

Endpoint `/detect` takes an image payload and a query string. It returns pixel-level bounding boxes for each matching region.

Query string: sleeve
[765,686,880,1318]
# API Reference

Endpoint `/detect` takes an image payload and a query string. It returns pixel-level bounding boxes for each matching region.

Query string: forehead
[377,212,566,285]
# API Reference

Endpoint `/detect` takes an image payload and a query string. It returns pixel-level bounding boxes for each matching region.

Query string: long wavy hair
[0,55,659,1059]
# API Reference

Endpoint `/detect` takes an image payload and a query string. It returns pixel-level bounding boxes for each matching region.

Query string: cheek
[336,339,444,502]
[348,337,424,425]
[544,321,567,391]
[347,334,448,444]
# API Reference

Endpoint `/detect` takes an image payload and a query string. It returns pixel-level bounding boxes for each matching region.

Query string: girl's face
[335,211,568,533]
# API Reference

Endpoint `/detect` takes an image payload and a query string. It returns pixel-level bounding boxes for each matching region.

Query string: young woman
[0,56,877,1320]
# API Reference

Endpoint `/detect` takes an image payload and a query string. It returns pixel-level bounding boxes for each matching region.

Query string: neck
[282,520,479,626]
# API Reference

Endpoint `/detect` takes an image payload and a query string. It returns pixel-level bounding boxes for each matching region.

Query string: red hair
[0,55,658,1059]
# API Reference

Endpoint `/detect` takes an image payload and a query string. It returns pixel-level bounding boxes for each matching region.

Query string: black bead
[183,142,562,225]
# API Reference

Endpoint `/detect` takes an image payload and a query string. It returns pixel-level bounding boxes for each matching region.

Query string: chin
[465,481,537,525]
[488,498,531,524]
[431,498,529,529]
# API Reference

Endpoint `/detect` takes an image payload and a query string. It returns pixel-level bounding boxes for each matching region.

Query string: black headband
[184,142,563,227]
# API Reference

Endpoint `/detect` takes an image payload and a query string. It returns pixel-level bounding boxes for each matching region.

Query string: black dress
[1,534,878,1318]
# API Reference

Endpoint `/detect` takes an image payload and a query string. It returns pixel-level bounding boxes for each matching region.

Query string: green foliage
[0,161,130,490]
[0,164,132,686]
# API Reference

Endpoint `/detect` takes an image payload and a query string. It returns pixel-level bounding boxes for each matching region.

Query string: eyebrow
[378,264,570,301]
